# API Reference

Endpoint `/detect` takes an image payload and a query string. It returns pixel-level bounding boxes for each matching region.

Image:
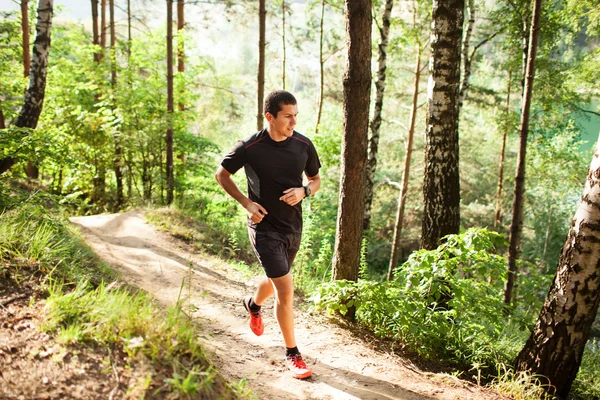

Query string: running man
[215,90,321,379]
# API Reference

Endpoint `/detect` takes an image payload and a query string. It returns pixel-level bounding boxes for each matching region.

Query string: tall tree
[21,0,30,77]
[420,0,464,250]
[0,0,53,175]
[100,0,106,58]
[494,70,512,230]
[166,0,175,205]
[91,0,100,62]
[332,0,372,284]
[503,0,542,307]
[314,0,325,134]
[363,0,394,231]
[388,46,421,280]
[457,0,474,111]
[257,0,266,131]
[109,0,123,210]
[514,131,600,398]
[22,0,38,179]
[177,0,184,111]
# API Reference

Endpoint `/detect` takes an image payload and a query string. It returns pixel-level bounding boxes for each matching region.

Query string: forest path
[70,210,506,400]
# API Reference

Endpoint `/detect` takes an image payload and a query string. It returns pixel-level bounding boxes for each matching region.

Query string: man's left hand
[280,187,305,206]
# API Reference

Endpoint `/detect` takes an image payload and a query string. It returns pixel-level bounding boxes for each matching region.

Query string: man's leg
[253,277,274,306]
[270,272,296,348]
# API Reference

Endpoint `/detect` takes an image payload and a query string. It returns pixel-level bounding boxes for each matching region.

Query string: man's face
[267,103,298,140]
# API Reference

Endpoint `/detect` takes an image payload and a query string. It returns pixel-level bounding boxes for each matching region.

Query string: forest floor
[61,209,509,400]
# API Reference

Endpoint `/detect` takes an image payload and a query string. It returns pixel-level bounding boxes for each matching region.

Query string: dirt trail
[70,210,507,400]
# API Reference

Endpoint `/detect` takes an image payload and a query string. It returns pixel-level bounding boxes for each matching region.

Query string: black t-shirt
[221,129,321,233]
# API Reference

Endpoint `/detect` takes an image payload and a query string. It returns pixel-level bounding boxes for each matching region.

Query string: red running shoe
[285,354,312,379]
[243,296,264,336]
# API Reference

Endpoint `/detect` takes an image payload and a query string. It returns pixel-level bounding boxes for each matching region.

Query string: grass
[0,185,249,399]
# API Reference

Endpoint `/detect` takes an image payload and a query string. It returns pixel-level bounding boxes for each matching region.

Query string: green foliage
[570,339,600,400]
[313,229,511,370]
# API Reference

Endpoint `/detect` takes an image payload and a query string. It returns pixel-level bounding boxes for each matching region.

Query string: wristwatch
[303,185,312,197]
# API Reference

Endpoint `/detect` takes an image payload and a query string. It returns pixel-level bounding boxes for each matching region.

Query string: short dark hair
[264,90,297,117]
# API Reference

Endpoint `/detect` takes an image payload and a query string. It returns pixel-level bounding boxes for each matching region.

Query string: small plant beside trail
[0,184,243,399]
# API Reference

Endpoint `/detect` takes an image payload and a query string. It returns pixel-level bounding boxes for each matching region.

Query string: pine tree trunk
[22,0,31,77]
[515,131,600,398]
[110,0,123,210]
[504,0,542,307]
[457,0,474,111]
[494,70,511,230]
[332,0,372,286]
[257,0,266,131]
[363,0,394,231]
[314,0,325,134]
[91,0,100,62]
[388,47,421,280]
[420,0,463,250]
[166,0,175,205]
[100,0,106,59]
[177,0,184,111]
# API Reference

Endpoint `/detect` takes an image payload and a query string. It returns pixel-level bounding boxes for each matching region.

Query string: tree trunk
[22,0,31,77]
[520,1,530,96]
[494,70,511,230]
[166,0,175,205]
[332,0,372,286]
[91,0,100,62]
[515,132,600,399]
[504,0,542,307]
[281,0,286,90]
[177,0,184,111]
[126,0,132,57]
[0,103,5,129]
[100,0,106,59]
[420,0,464,250]
[257,0,266,131]
[388,46,421,280]
[314,0,325,134]
[363,0,394,231]
[457,0,474,111]
[109,0,123,210]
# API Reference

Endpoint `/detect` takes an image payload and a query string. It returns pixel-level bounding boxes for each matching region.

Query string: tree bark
[314,0,325,134]
[494,70,511,230]
[0,0,53,176]
[100,0,106,59]
[515,131,600,398]
[109,0,123,210]
[177,0,184,111]
[504,0,542,307]
[166,0,175,205]
[388,47,421,280]
[91,0,100,62]
[332,0,372,285]
[22,0,31,77]
[457,0,474,111]
[420,0,464,250]
[363,0,394,231]
[257,0,266,131]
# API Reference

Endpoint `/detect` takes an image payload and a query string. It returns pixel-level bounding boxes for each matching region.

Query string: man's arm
[280,173,321,206]
[215,165,268,224]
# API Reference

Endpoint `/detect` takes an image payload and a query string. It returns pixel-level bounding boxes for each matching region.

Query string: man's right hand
[245,202,268,224]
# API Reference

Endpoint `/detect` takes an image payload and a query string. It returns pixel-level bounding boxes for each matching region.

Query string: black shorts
[248,228,302,278]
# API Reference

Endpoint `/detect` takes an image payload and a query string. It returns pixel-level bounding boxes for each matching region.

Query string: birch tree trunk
[388,47,421,280]
[515,132,600,398]
[363,0,394,231]
[166,0,175,205]
[23,0,38,179]
[332,0,372,286]
[0,0,53,175]
[257,0,266,131]
[504,0,542,307]
[420,0,463,250]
